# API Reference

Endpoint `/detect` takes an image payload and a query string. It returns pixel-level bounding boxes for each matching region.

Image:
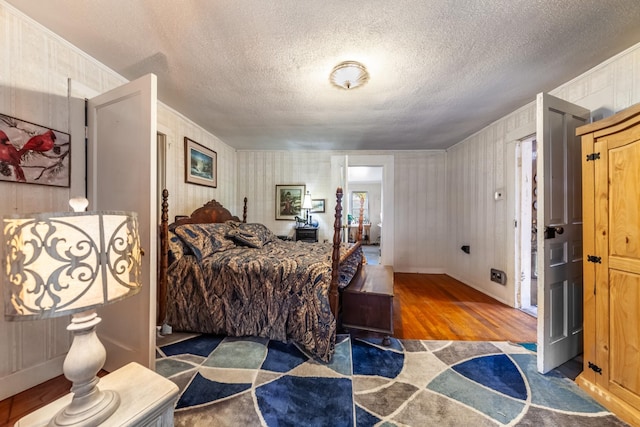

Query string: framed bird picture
[0,113,70,187]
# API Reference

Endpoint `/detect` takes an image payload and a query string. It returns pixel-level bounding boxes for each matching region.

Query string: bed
[157,188,364,362]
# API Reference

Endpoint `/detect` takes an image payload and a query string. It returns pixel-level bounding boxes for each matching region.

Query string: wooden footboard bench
[341,264,394,345]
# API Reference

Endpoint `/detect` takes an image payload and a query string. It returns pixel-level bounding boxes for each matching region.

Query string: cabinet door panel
[608,140,640,260]
[599,129,640,409]
[609,269,640,406]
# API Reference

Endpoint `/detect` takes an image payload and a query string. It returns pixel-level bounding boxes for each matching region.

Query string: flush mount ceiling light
[330,61,369,90]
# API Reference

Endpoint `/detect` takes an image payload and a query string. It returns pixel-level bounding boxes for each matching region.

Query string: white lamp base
[50,309,120,426]
[50,390,118,426]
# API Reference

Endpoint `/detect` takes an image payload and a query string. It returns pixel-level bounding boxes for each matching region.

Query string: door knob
[544,226,564,239]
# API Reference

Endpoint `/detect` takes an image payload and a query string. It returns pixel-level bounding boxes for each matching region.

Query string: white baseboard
[446,271,511,306]
[393,267,446,274]
[0,355,65,401]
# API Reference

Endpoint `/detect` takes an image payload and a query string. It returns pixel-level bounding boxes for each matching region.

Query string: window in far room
[350,191,368,223]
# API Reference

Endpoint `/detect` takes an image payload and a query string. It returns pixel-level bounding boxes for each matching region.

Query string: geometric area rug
[156,334,628,426]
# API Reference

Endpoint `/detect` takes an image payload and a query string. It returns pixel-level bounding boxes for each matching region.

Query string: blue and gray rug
[155,334,627,426]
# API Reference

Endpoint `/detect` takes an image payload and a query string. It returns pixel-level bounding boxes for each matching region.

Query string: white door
[87,74,158,372]
[536,93,589,373]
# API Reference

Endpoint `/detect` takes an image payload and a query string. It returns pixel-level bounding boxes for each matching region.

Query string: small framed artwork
[0,113,70,187]
[310,199,325,213]
[275,184,305,220]
[185,137,217,188]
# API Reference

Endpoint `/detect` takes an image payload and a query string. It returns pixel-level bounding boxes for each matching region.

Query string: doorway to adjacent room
[516,135,538,318]
[331,154,394,267]
[348,166,383,265]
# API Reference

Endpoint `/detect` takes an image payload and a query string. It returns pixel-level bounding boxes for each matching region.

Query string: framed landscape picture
[275,184,305,220]
[0,113,70,187]
[310,199,325,213]
[185,137,217,188]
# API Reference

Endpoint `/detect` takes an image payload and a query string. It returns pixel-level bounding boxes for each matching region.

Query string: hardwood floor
[0,273,536,426]
[392,273,536,342]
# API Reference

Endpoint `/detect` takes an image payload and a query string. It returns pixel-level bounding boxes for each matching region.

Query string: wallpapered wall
[0,2,237,399]
[235,149,448,272]
[445,42,640,306]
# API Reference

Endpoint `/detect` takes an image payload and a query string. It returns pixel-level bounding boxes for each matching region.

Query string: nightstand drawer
[295,227,318,242]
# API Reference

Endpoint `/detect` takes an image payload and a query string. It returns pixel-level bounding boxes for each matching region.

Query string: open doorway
[331,154,394,266]
[348,166,383,265]
[516,136,538,317]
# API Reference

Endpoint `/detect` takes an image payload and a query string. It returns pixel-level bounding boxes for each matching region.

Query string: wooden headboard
[170,197,247,228]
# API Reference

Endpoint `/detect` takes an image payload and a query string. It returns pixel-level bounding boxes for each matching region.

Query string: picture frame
[185,137,217,188]
[0,113,70,187]
[275,184,305,220]
[310,199,325,213]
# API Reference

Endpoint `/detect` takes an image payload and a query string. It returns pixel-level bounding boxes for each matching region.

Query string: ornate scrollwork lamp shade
[3,204,142,426]
[4,210,142,320]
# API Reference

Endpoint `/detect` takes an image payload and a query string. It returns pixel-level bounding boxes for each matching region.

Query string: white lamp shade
[3,210,142,320]
[302,192,313,210]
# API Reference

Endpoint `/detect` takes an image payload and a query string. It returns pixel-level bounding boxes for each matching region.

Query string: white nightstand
[16,362,179,427]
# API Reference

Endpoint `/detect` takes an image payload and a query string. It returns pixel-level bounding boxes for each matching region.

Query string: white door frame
[507,122,536,311]
[341,155,394,266]
[517,136,536,310]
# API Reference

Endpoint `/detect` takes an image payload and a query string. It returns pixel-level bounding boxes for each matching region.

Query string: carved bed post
[330,187,343,321]
[158,189,169,325]
[243,197,248,223]
[357,195,364,242]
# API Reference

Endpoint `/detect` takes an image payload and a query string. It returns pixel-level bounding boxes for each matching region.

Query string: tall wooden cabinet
[577,103,640,427]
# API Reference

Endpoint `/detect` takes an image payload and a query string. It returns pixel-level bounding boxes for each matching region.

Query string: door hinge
[586,153,600,161]
[587,255,602,263]
[588,361,603,375]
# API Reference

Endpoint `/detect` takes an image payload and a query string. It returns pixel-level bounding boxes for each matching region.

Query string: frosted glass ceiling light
[330,61,369,90]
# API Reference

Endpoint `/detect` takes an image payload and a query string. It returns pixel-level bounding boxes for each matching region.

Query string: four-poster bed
[157,187,364,361]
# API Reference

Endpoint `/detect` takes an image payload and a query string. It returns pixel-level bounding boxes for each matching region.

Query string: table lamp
[3,197,142,426]
[302,191,313,225]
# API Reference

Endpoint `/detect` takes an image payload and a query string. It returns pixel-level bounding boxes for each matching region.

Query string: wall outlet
[490,268,507,285]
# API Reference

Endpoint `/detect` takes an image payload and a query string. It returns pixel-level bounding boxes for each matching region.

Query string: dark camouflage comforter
[166,222,363,362]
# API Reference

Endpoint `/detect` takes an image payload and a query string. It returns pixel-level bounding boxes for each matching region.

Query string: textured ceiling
[7,1,640,150]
